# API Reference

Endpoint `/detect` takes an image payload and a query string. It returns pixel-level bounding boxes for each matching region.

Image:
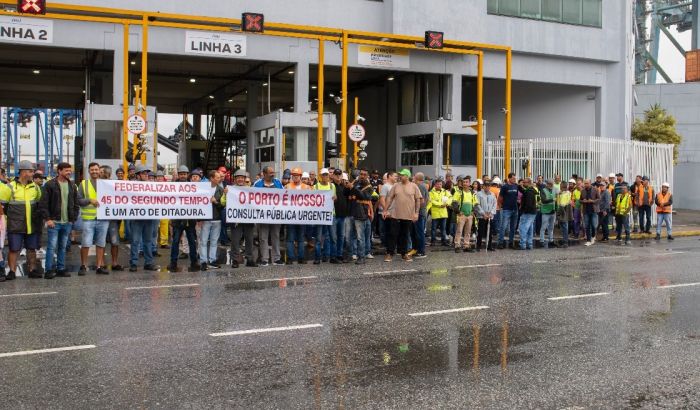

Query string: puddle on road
[225,277,317,291]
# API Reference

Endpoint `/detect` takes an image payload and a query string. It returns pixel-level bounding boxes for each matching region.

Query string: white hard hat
[596,174,603,178]
[302,172,310,178]
[568,179,576,184]
[492,177,502,184]
[320,168,329,175]
[662,182,670,188]
[476,179,483,184]
[608,173,616,178]
[341,172,349,181]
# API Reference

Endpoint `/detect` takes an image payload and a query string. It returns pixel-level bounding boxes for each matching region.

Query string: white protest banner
[226,186,333,225]
[97,180,216,220]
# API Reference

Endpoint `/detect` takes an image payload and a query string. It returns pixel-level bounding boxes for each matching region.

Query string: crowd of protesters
[0,159,675,281]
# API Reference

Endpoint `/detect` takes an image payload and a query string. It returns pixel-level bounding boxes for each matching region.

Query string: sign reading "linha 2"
[185,30,246,58]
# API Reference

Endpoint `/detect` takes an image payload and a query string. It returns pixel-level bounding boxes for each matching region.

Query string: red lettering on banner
[239,192,247,204]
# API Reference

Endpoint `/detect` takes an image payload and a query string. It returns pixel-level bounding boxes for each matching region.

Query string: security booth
[84,103,157,175]
[248,109,336,175]
[397,119,483,179]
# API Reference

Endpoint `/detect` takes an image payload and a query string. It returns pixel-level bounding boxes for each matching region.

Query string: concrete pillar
[246,84,259,172]
[693,0,699,50]
[446,56,464,122]
[294,61,310,113]
[112,25,127,107]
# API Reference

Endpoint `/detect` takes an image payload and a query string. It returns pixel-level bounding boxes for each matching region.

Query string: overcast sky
[656,28,691,83]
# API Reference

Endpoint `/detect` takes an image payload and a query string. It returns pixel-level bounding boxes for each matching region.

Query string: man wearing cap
[216,166,231,246]
[129,165,160,272]
[33,171,46,189]
[655,182,674,241]
[636,176,654,234]
[475,178,497,251]
[378,171,397,249]
[612,173,626,215]
[230,170,258,269]
[2,161,43,279]
[580,179,601,246]
[498,173,519,249]
[429,179,452,247]
[518,177,539,250]
[281,169,291,186]
[409,172,429,258]
[538,179,556,248]
[116,167,125,181]
[344,168,375,265]
[312,168,337,264]
[452,178,479,253]
[77,162,110,276]
[253,166,284,266]
[285,167,311,264]
[614,183,633,245]
[630,175,643,232]
[384,169,421,262]
[98,165,124,272]
[38,162,79,279]
[127,164,136,180]
[199,170,227,270]
[154,170,170,251]
[556,181,573,248]
[167,165,200,273]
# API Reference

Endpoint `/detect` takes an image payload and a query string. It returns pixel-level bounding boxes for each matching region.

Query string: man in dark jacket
[39,162,80,279]
[331,169,350,262]
[230,169,256,268]
[200,170,227,270]
[580,179,601,246]
[168,166,200,273]
[518,177,539,250]
[344,169,375,265]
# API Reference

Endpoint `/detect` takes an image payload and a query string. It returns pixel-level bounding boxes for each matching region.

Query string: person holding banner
[229,169,256,268]
[285,168,311,264]
[252,166,284,267]
[199,170,227,270]
[313,168,338,265]
[128,165,160,273]
[384,169,421,263]
[99,165,124,271]
[167,166,200,273]
[77,162,110,276]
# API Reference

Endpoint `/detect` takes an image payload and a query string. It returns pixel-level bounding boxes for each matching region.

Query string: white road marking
[210,323,323,337]
[663,251,685,255]
[0,292,58,298]
[409,306,489,317]
[125,283,200,290]
[547,292,610,301]
[657,282,700,289]
[596,255,630,260]
[362,269,417,276]
[532,260,547,264]
[0,344,96,358]
[255,276,317,282]
[453,263,502,269]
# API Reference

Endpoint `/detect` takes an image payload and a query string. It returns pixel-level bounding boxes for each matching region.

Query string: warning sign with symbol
[127,114,147,134]
[17,0,46,15]
[348,124,366,142]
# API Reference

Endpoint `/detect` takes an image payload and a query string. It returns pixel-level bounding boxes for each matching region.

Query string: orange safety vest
[656,192,672,214]
[636,185,653,207]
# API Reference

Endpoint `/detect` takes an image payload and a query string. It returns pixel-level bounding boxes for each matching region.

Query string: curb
[630,230,700,240]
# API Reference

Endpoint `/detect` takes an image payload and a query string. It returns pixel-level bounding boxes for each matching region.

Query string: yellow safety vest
[81,179,98,220]
[615,193,632,216]
[7,180,42,234]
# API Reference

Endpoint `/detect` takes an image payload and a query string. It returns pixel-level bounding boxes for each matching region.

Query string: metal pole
[340,30,348,170]
[141,16,149,166]
[693,0,699,50]
[122,23,130,179]
[505,49,512,176]
[353,97,359,168]
[477,52,484,177]
[317,39,325,174]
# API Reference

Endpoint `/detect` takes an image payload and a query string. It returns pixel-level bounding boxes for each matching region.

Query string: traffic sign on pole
[127,114,147,134]
[17,0,46,15]
[348,124,366,142]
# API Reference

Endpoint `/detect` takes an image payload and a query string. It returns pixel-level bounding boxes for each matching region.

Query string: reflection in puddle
[225,277,315,291]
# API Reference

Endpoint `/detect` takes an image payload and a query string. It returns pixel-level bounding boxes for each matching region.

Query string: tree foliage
[632,104,682,163]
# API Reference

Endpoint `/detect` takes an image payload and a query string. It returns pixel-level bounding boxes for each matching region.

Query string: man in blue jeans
[498,173,520,249]
[77,162,110,276]
[167,165,200,273]
[129,165,160,272]
[331,169,348,263]
[518,177,539,250]
[39,162,80,279]
[580,179,601,246]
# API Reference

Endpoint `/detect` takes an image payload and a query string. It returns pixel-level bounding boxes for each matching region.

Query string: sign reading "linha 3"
[185,30,246,58]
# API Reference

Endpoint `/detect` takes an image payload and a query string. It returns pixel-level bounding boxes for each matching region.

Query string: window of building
[400,134,433,166]
[94,120,121,160]
[487,0,601,27]
[443,134,476,167]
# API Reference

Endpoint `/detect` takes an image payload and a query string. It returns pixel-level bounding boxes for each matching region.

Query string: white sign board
[357,45,409,69]
[226,186,334,225]
[0,16,53,45]
[348,124,366,142]
[185,30,246,58]
[96,180,216,220]
[127,114,147,134]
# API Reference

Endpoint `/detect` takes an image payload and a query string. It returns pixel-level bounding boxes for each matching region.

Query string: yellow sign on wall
[358,45,410,69]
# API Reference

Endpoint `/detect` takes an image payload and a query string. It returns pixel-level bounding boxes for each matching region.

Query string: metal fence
[485,136,674,190]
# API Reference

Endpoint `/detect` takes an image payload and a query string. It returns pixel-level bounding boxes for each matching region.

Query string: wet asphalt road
[0,238,699,409]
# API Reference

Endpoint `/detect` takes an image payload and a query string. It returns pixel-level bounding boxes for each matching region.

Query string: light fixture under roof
[263,82,268,87]
[189,78,196,83]
[387,76,395,81]
[228,99,233,103]
[32,69,40,74]
[130,60,136,65]
[288,70,295,75]
[209,95,215,99]
[311,85,317,89]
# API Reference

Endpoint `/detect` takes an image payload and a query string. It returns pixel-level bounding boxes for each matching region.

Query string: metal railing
[485,136,674,190]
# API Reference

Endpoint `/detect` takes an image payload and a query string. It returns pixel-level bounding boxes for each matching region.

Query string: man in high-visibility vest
[655,182,674,241]
[77,162,110,276]
[614,183,633,246]
[2,161,43,280]
[636,176,654,234]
